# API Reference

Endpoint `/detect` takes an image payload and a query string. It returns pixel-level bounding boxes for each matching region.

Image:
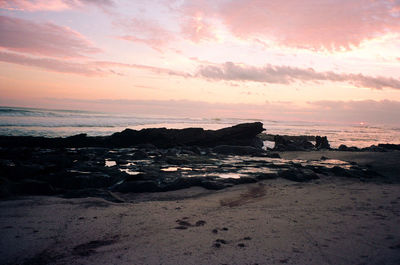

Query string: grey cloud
[197,62,400,90]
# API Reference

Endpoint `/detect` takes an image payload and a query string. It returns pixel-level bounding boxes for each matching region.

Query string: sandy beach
[1,151,399,265]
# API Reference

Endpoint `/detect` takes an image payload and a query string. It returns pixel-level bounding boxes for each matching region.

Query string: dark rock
[112,180,160,193]
[362,145,386,152]
[131,150,149,160]
[338,144,348,151]
[338,145,360,151]
[0,122,265,148]
[377,144,400,151]
[13,179,56,195]
[273,135,314,151]
[56,171,116,190]
[255,173,279,180]
[212,145,265,156]
[315,136,330,150]
[267,153,281,158]
[135,143,157,149]
[330,166,380,179]
[200,180,228,190]
[0,177,13,198]
[185,146,202,155]
[279,168,319,182]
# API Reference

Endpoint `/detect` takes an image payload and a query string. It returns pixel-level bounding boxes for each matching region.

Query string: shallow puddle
[120,169,141,175]
[105,160,117,167]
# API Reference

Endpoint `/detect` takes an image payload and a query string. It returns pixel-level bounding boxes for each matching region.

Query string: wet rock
[255,173,279,180]
[330,166,380,179]
[131,150,149,160]
[0,122,265,148]
[279,168,319,182]
[56,171,116,190]
[315,136,330,150]
[338,145,360,151]
[200,180,229,190]
[0,177,13,198]
[112,180,160,193]
[135,143,156,149]
[377,144,400,151]
[362,145,386,152]
[213,145,265,156]
[13,179,56,195]
[273,135,314,151]
[267,153,281,158]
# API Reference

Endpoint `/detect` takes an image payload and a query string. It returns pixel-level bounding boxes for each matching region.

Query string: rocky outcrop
[315,136,330,150]
[0,122,265,149]
[273,135,315,151]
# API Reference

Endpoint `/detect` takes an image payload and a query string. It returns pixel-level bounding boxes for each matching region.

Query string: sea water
[1,106,400,148]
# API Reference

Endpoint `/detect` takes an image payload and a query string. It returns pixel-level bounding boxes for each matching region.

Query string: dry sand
[1,151,399,265]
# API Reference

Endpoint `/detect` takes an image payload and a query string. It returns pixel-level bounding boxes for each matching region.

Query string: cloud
[196,61,400,90]
[95,61,192,77]
[180,13,217,43]
[174,0,219,42]
[180,0,400,51]
[0,51,191,77]
[114,17,174,51]
[0,15,101,58]
[117,35,167,52]
[0,51,105,76]
[0,0,114,11]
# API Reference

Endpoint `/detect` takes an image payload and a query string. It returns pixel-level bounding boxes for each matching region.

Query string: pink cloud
[118,35,167,52]
[176,0,218,42]
[0,0,114,11]
[181,0,400,51]
[114,17,174,51]
[0,50,191,77]
[0,51,105,75]
[95,61,191,77]
[180,14,216,42]
[0,15,101,58]
[196,61,400,90]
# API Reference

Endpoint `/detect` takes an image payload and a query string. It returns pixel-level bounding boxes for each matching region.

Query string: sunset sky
[1,0,400,124]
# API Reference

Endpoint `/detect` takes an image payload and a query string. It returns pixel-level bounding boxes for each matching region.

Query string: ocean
[1,106,399,148]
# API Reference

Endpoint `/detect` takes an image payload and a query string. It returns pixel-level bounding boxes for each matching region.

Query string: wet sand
[1,151,399,265]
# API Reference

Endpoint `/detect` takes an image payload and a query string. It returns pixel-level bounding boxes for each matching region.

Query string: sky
[0,0,400,125]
